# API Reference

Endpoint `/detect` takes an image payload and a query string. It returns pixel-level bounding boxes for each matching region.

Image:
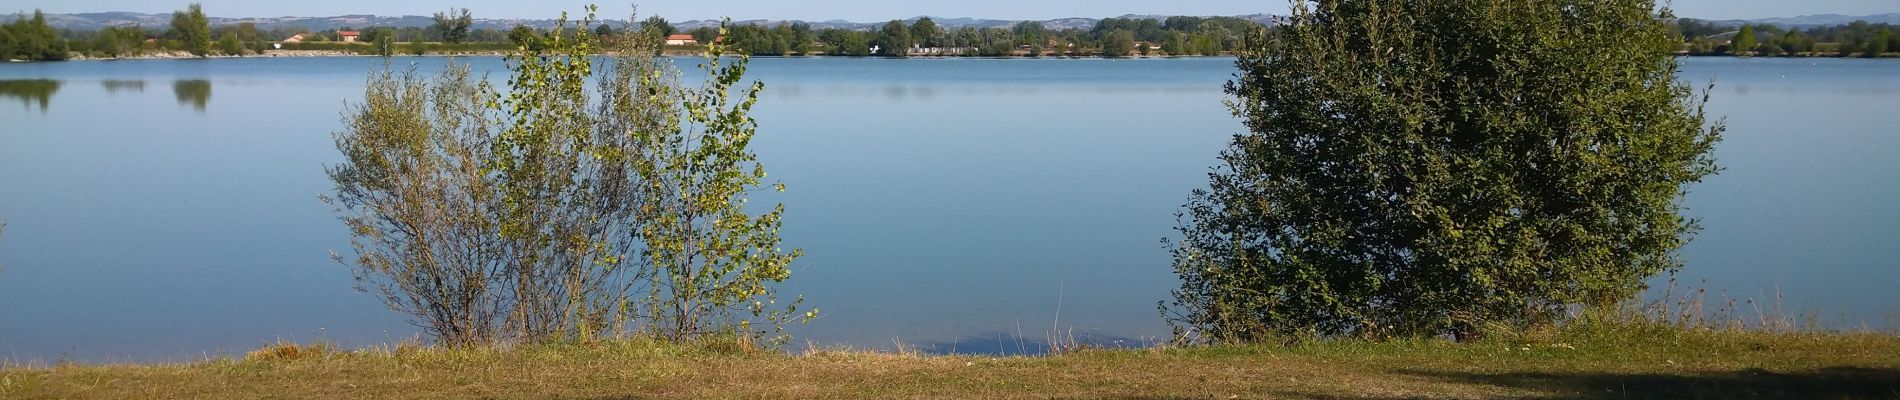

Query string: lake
[0,56,1894,362]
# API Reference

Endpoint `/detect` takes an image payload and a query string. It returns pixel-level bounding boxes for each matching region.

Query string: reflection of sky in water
[0,57,1895,361]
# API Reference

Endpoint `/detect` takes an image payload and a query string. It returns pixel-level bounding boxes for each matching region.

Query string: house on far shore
[281,33,307,44]
[666,34,697,46]
[338,31,362,43]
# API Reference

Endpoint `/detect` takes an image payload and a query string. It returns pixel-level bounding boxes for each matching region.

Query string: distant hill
[1699,13,1900,27]
[13,11,1281,32]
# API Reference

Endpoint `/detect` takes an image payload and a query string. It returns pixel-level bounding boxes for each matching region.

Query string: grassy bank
[4,327,1896,399]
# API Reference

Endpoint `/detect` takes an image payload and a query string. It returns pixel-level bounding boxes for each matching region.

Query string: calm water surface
[0,57,1894,361]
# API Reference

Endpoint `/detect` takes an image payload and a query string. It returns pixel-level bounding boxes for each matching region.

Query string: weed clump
[243,342,330,363]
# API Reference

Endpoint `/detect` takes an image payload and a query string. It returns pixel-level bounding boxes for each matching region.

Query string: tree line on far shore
[1675,18,1898,57]
[6,5,1267,60]
[16,4,1900,61]
[695,16,1259,58]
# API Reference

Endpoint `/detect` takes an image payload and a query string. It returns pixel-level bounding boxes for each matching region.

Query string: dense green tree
[1755,42,1783,56]
[508,25,545,52]
[688,26,720,45]
[169,4,211,57]
[217,32,243,56]
[0,10,69,60]
[877,20,912,57]
[1865,29,1894,57]
[637,15,673,55]
[640,15,676,36]
[841,30,871,56]
[1167,0,1722,343]
[1102,29,1135,57]
[780,23,810,55]
[1780,31,1810,54]
[1191,34,1222,56]
[1161,32,1187,55]
[1013,21,1046,46]
[91,27,125,57]
[911,17,942,48]
[0,10,70,61]
[1732,25,1757,56]
[235,22,259,43]
[431,8,473,44]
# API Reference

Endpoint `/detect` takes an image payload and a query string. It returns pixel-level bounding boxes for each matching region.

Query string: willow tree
[327,6,810,346]
[1166,0,1722,343]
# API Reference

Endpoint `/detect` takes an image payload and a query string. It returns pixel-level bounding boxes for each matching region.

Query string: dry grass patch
[3,330,1897,399]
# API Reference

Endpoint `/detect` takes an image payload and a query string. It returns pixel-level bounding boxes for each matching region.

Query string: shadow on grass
[1387,367,1900,399]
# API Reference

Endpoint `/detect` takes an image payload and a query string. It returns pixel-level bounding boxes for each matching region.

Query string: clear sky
[10,0,1897,22]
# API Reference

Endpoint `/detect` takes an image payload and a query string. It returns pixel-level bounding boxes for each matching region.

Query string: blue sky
[11,0,1897,22]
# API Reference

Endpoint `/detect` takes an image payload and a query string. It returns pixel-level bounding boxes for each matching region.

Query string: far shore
[21,49,1233,62]
[15,49,1895,63]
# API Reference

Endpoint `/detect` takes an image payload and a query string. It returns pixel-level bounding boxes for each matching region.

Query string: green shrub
[1166,0,1722,343]
[327,7,810,347]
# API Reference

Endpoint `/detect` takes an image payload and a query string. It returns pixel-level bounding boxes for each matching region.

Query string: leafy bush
[0,10,69,61]
[327,7,810,346]
[1166,0,1722,343]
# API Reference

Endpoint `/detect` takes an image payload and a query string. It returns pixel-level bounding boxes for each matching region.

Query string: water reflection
[172,80,212,112]
[0,79,60,112]
[102,80,147,94]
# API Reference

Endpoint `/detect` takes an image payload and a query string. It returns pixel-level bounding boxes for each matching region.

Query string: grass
[3,325,1896,399]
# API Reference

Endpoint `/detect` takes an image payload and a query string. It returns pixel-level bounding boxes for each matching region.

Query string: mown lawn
[4,328,1897,399]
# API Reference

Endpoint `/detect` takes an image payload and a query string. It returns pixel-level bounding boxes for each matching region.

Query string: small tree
[431,8,473,44]
[508,25,544,52]
[329,7,811,346]
[877,20,912,57]
[1756,42,1783,57]
[911,17,942,48]
[1102,29,1136,58]
[1167,0,1722,343]
[218,33,243,56]
[1865,30,1894,57]
[94,28,126,57]
[170,4,212,57]
[1732,25,1757,56]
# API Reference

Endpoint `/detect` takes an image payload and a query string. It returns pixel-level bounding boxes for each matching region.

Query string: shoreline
[25,50,1235,62]
[19,50,1896,63]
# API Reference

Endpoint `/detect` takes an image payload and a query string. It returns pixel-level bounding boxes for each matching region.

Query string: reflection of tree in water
[102,80,146,94]
[0,79,61,112]
[173,79,212,112]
